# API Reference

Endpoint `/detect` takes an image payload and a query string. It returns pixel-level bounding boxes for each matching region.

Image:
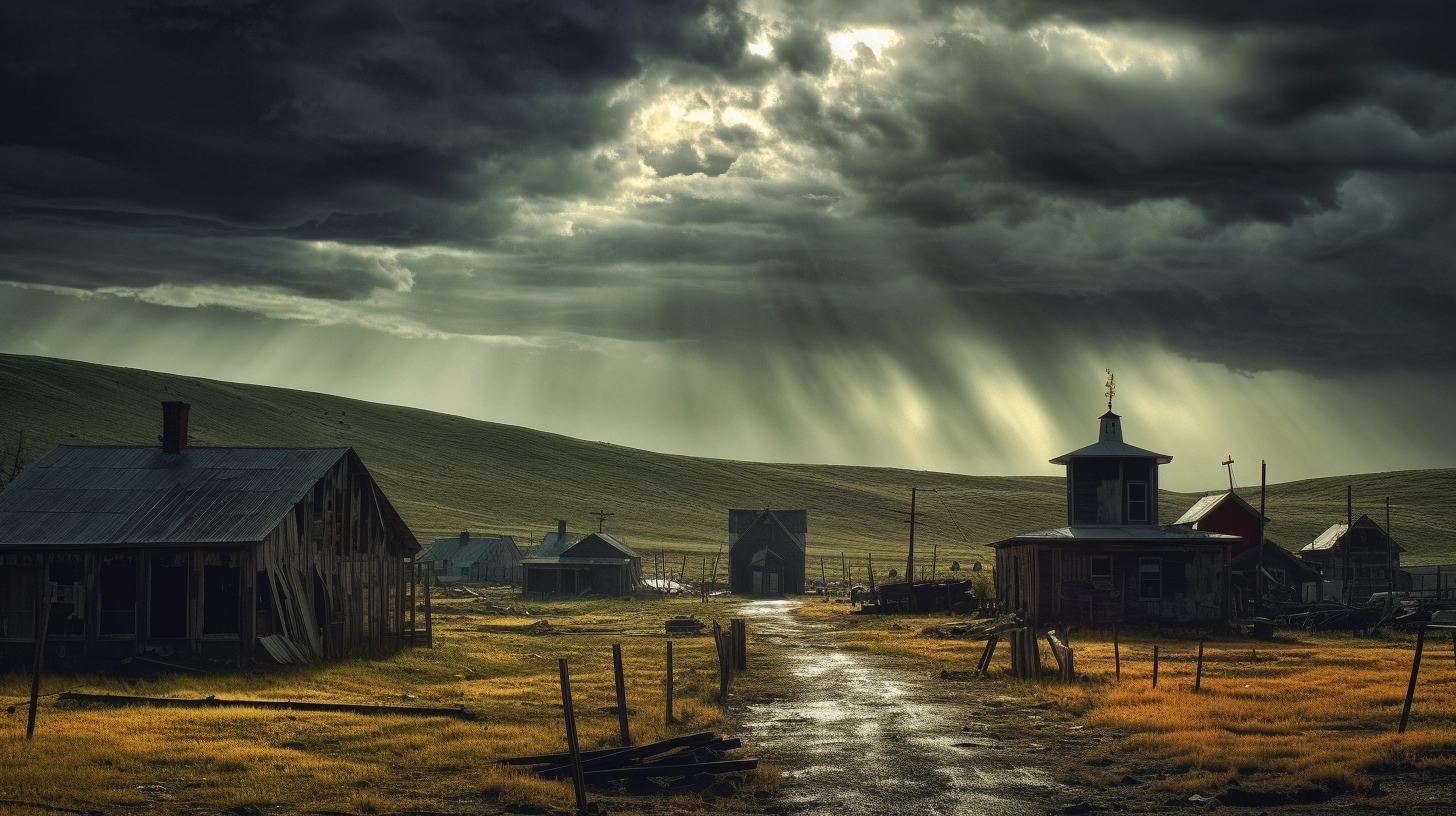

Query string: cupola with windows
[1050,407,1171,527]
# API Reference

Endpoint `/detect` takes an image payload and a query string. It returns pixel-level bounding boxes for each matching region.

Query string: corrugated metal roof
[521,556,634,566]
[420,535,519,566]
[1173,494,1225,526]
[1302,523,1348,552]
[532,531,585,557]
[993,525,1238,547]
[0,445,349,547]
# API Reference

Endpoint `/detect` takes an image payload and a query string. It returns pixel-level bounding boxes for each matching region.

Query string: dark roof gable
[0,445,418,552]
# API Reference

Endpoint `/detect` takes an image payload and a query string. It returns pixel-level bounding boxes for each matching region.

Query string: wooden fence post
[557,659,589,815]
[732,618,747,672]
[1113,626,1121,682]
[1400,626,1427,734]
[713,621,729,703]
[665,640,675,724]
[976,635,998,676]
[26,601,53,740]
[1152,645,1160,689]
[1194,641,1205,692]
[612,644,630,747]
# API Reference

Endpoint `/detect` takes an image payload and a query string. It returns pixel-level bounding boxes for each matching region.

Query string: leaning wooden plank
[581,759,759,783]
[500,731,717,767]
[57,692,473,720]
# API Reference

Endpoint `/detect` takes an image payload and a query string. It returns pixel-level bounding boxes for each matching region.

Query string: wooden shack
[419,531,521,583]
[728,509,807,595]
[1298,515,1403,604]
[0,402,425,670]
[520,532,641,596]
[1175,491,1319,612]
[993,409,1238,628]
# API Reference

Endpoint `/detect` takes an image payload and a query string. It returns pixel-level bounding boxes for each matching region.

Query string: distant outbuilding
[728,509,807,596]
[1299,515,1403,604]
[521,531,642,596]
[418,532,521,583]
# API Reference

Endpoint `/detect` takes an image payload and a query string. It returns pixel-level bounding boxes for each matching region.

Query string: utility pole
[1222,455,1236,492]
[590,509,614,533]
[1257,460,1266,616]
[905,487,918,611]
[1345,485,1353,606]
[1387,497,1395,597]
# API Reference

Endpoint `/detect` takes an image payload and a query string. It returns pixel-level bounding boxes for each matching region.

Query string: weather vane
[1104,368,1116,411]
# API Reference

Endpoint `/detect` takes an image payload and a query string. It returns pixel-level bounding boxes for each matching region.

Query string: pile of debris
[499,731,756,791]
[920,614,1019,639]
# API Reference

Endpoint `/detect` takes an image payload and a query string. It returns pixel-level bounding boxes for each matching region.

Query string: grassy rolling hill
[1,353,1452,570]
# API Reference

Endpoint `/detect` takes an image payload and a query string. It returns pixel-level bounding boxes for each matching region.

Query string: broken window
[98,555,137,636]
[1139,557,1162,600]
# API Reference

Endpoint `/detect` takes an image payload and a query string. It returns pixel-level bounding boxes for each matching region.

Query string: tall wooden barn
[728,509,807,595]
[993,408,1238,627]
[418,532,521,583]
[0,402,424,670]
[1298,515,1402,604]
[520,531,642,596]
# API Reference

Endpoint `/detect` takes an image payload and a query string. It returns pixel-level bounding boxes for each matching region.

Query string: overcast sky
[3,0,1455,491]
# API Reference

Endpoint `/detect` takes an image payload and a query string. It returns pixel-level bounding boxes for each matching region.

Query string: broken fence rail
[58,692,474,720]
[499,731,757,782]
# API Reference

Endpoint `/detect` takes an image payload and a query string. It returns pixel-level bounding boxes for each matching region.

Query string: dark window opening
[99,556,137,635]
[1091,556,1112,588]
[1139,557,1162,600]
[0,563,39,639]
[1127,481,1149,523]
[47,556,86,638]
[149,553,189,639]
[202,564,241,635]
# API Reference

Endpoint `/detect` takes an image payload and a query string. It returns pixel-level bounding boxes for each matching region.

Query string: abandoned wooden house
[993,408,1238,628]
[418,531,521,584]
[0,402,425,670]
[1298,515,1403,604]
[520,531,642,596]
[728,509,807,596]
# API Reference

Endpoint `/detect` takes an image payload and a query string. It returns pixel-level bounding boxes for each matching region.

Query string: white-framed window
[1139,557,1162,600]
[1126,481,1149,522]
[1091,556,1113,588]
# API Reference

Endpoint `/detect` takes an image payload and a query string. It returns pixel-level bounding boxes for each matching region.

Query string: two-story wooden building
[993,409,1238,628]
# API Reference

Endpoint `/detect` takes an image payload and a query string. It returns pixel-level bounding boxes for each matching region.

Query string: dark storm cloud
[0,0,748,232]
[3,0,1456,384]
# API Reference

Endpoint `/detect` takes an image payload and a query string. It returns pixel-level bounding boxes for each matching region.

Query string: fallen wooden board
[499,731,717,767]
[58,692,474,720]
[536,739,743,778]
[581,759,758,783]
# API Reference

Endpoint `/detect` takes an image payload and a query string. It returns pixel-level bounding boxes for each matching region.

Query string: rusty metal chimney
[161,401,190,454]
[460,531,470,544]
[557,519,567,537]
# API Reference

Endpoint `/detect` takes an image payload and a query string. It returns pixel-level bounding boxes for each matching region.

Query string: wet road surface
[732,600,1065,816]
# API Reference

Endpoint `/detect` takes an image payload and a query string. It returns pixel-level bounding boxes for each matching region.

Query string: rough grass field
[0,594,770,816]
[3,353,1455,564]
[800,600,1456,801]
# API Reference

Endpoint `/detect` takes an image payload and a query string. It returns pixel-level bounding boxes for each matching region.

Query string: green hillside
[1,354,1452,570]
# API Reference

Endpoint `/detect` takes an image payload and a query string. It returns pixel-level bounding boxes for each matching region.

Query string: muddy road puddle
[731,600,1063,816]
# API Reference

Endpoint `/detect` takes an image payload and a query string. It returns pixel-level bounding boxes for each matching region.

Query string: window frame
[1138,557,1162,600]
[1126,480,1149,523]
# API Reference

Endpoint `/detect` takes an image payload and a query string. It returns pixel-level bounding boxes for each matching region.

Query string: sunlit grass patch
[0,594,753,815]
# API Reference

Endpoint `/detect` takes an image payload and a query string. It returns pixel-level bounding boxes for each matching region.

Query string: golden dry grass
[0,593,753,815]
[796,601,1456,794]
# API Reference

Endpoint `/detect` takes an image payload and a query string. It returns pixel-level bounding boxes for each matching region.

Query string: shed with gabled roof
[728,509,807,595]
[520,531,642,597]
[419,532,521,583]
[0,402,424,670]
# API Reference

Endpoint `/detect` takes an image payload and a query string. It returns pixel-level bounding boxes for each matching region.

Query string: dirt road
[730,600,1076,816]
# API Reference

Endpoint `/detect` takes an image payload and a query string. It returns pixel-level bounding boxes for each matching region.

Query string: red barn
[1173,492,1264,558]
